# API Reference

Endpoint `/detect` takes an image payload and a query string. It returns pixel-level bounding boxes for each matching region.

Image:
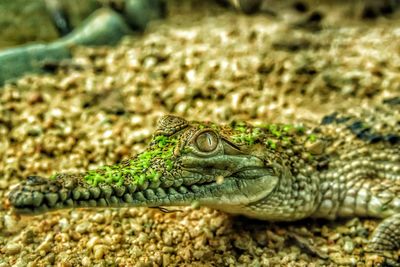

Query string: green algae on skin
[308,133,317,143]
[232,127,263,145]
[265,139,277,149]
[231,123,306,146]
[84,135,178,186]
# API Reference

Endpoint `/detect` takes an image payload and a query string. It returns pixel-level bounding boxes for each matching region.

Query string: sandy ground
[0,1,400,266]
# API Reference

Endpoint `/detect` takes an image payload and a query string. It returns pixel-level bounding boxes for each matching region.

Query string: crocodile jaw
[8,154,278,215]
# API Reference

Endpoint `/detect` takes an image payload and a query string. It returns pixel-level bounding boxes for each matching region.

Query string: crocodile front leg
[312,146,400,256]
[369,214,400,252]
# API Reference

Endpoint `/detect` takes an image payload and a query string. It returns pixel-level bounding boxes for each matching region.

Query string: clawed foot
[366,214,400,266]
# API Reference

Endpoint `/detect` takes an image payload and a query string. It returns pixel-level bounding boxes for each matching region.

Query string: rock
[4,242,21,255]
[3,215,23,234]
[123,0,166,31]
[86,236,101,249]
[162,253,170,266]
[75,221,91,234]
[93,245,108,260]
[36,233,54,254]
[91,213,105,224]
[81,256,91,266]
[0,8,132,86]
[343,239,354,253]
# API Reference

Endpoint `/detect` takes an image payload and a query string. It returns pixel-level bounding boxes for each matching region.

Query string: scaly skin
[7,100,400,255]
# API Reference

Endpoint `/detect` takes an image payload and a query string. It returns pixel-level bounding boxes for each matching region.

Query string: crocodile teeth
[109,196,119,205]
[191,185,200,192]
[59,189,69,201]
[19,192,33,206]
[89,187,101,199]
[32,192,44,207]
[173,179,183,187]
[134,192,146,201]
[156,188,166,198]
[80,189,90,200]
[113,185,126,197]
[144,189,156,200]
[123,194,134,203]
[100,185,113,198]
[127,184,137,194]
[138,180,149,191]
[45,193,59,207]
[178,186,188,194]
[97,198,107,207]
[168,188,178,195]
[72,189,81,200]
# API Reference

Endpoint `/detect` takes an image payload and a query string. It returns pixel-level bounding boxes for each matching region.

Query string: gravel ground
[0,1,400,266]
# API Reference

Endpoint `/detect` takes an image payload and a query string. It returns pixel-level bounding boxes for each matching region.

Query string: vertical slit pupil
[197,131,218,152]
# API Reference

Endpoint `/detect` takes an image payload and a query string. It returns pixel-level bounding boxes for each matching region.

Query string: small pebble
[81,256,91,266]
[3,215,23,234]
[36,233,54,254]
[87,236,101,249]
[343,239,355,254]
[93,245,108,260]
[4,242,21,255]
[91,213,105,224]
[75,221,91,234]
[59,218,70,230]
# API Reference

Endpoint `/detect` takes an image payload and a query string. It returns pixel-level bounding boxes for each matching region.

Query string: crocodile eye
[196,131,218,152]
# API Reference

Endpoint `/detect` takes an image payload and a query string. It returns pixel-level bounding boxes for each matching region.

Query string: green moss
[233,123,301,146]
[308,133,317,143]
[282,124,293,133]
[210,124,219,131]
[261,123,305,136]
[265,139,276,149]
[267,124,281,138]
[232,127,262,145]
[232,122,308,149]
[233,122,247,133]
[84,135,178,186]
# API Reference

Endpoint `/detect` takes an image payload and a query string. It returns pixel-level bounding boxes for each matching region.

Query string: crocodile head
[134,115,280,212]
[8,115,281,215]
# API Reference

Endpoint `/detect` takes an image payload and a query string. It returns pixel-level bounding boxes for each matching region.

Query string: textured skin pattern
[7,100,400,255]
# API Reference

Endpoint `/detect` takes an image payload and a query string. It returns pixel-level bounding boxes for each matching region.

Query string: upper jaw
[8,152,275,215]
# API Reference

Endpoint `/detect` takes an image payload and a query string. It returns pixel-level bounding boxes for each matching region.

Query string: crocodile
[7,101,400,256]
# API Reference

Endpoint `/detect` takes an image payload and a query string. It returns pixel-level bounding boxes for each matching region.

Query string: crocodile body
[8,101,400,255]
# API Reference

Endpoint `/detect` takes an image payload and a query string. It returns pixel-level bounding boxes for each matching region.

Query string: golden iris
[196,131,218,152]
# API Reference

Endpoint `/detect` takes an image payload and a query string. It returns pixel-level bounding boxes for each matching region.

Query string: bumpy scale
[8,100,400,258]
